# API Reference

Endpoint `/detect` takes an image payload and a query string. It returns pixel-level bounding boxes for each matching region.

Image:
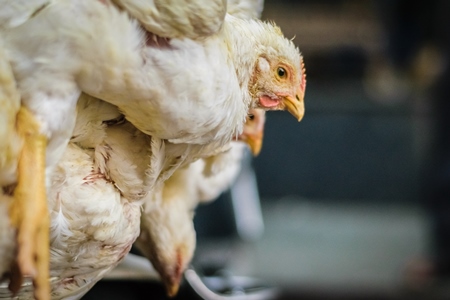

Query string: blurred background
[85,0,450,299]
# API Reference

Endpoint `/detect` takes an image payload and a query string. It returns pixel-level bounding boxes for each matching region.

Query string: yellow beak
[166,281,180,298]
[283,93,304,122]
[244,131,263,156]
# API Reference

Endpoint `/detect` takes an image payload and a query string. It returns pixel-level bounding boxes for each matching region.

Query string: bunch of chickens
[0,0,306,299]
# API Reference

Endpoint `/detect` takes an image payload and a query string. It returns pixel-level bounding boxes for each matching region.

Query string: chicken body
[45,142,142,300]
[2,0,304,156]
[14,96,147,299]
[1,122,145,299]
[71,94,152,202]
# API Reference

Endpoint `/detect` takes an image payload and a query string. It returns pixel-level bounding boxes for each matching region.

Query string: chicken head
[236,108,266,156]
[134,178,197,297]
[248,31,307,122]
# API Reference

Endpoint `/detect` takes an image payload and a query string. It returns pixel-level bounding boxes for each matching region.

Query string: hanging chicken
[1,94,152,299]
[0,94,265,300]
[135,108,266,297]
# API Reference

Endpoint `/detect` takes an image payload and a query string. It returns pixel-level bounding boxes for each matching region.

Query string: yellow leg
[9,106,50,300]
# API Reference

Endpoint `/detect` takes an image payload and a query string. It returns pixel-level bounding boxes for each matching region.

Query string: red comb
[300,59,306,93]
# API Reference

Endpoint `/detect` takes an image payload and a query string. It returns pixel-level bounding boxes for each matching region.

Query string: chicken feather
[2,0,304,154]
[110,0,227,40]
[0,40,21,186]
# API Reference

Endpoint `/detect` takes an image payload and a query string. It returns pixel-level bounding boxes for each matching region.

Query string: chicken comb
[300,59,306,94]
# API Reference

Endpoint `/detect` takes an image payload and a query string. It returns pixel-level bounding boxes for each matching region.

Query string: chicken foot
[9,107,50,300]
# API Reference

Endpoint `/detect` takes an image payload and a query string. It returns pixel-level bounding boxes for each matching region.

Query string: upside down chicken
[135,108,266,297]
[0,94,267,299]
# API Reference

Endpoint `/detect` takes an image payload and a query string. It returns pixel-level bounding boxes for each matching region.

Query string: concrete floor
[251,198,431,297]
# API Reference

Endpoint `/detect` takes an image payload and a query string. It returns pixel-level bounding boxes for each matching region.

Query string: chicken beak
[165,281,181,298]
[283,93,304,122]
[159,267,182,298]
[247,132,263,156]
[160,247,185,298]
[241,131,263,156]
[283,63,306,122]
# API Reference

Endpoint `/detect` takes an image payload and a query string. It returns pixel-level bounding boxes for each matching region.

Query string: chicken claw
[9,107,50,300]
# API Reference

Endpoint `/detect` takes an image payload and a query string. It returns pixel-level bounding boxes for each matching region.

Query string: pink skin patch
[300,74,306,94]
[174,249,183,281]
[300,61,307,94]
[259,95,280,108]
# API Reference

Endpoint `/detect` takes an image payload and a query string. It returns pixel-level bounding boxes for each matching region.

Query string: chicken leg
[9,107,50,300]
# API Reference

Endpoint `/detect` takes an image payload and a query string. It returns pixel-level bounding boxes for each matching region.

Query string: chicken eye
[248,114,255,121]
[277,67,287,78]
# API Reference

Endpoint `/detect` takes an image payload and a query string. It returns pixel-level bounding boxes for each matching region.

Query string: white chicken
[0,0,305,297]
[135,109,266,297]
[1,95,148,299]
[0,95,265,299]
